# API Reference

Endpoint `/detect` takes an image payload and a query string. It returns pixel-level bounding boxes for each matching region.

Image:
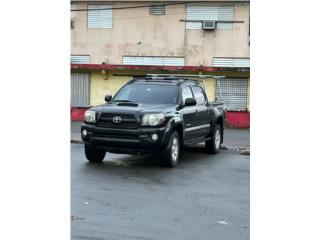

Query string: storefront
[71,64,250,128]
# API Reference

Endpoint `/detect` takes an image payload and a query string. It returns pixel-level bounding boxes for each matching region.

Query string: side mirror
[105,95,112,102]
[184,98,197,106]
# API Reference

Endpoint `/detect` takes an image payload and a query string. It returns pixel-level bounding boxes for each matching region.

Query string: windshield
[113,83,179,104]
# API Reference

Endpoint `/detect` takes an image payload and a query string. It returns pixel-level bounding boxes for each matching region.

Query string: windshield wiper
[113,100,135,103]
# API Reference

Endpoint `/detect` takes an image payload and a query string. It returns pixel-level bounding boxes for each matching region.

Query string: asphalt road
[71,144,249,240]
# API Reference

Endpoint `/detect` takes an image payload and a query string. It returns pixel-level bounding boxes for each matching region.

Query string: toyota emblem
[112,116,122,124]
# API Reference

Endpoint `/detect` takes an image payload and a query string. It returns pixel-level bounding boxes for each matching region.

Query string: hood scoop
[116,102,139,107]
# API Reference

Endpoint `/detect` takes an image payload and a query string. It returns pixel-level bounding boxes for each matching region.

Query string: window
[88,5,112,28]
[186,6,234,30]
[149,4,166,15]
[213,58,250,68]
[113,83,179,104]
[215,79,248,110]
[182,87,194,104]
[71,55,90,64]
[192,86,206,105]
[123,56,185,66]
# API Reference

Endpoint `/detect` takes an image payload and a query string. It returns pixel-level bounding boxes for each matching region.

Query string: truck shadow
[85,145,217,169]
[78,145,228,184]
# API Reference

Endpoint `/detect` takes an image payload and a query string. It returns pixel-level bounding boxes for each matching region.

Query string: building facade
[71,0,250,127]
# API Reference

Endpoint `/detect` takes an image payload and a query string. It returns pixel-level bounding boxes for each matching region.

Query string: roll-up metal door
[215,79,248,110]
[88,5,112,28]
[71,73,90,107]
[186,6,234,30]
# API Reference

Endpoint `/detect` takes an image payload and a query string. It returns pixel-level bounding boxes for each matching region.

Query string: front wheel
[205,124,222,154]
[85,144,106,163]
[161,131,181,168]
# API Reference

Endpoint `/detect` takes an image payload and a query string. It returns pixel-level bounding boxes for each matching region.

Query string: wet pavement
[71,144,249,240]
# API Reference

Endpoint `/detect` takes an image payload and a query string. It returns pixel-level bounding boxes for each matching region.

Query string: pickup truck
[81,77,226,167]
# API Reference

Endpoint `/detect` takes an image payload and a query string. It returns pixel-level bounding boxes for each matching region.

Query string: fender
[207,107,225,134]
[210,107,225,143]
[162,115,184,146]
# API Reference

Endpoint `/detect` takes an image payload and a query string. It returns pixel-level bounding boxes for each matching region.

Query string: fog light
[151,133,158,141]
[82,129,87,136]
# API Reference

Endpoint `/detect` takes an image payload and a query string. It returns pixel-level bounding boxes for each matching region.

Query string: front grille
[94,132,139,140]
[96,112,138,129]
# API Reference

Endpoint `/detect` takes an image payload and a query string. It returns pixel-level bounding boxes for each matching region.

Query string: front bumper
[81,123,170,154]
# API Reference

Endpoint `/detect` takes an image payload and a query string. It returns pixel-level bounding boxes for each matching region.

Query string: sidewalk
[71,121,250,149]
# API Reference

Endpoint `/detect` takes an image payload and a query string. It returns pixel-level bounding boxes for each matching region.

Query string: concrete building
[71,0,250,127]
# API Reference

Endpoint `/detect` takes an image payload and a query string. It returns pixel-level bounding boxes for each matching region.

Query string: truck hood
[90,103,178,115]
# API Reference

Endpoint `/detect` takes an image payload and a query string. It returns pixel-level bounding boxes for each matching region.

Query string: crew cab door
[191,86,211,137]
[180,86,198,140]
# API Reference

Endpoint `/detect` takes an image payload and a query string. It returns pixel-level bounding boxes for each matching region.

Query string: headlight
[141,114,165,126]
[84,110,96,123]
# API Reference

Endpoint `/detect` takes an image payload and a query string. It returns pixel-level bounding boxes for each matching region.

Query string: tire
[161,131,181,168]
[205,124,222,154]
[84,144,106,163]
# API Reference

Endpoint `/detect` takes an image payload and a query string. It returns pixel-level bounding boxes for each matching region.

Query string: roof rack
[145,74,226,93]
[146,74,226,79]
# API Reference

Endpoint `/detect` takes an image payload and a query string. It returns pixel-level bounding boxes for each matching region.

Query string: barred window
[215,79,248,111]
[149,4,166,15]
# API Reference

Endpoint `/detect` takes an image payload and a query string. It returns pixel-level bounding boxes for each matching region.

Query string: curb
[71,139,83,144]
[70,139,250,155]
[221,145,250,155]
[240,149,250,155]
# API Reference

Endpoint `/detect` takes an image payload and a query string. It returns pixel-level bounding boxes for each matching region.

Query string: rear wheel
[85,144,106,163]
[161,131,181,168]
[205,124,222,154]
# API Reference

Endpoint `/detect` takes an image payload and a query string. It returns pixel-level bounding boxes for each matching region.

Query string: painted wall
[88,71,217,105]
[226,111,250,128]
[71,1,250,66]
[90,71,130,105]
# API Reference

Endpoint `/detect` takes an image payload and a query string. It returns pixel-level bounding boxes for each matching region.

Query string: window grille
[213,58,250,68]
[149,4,166,15]
[88,5,112,28]
[215,79,248,110]
[186,6,234,30]
[71,55,90,64]
[123,56,185,66]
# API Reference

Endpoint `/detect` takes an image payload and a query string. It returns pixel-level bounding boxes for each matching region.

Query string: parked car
[81,77,226,167]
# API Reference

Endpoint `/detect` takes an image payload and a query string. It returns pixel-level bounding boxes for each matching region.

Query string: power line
[71,1,209,12]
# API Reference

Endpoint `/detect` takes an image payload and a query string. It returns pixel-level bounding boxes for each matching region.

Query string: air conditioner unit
[202,21,216,30]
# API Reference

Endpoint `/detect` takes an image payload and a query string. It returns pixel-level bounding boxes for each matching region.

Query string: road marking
[217,220,229,225]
